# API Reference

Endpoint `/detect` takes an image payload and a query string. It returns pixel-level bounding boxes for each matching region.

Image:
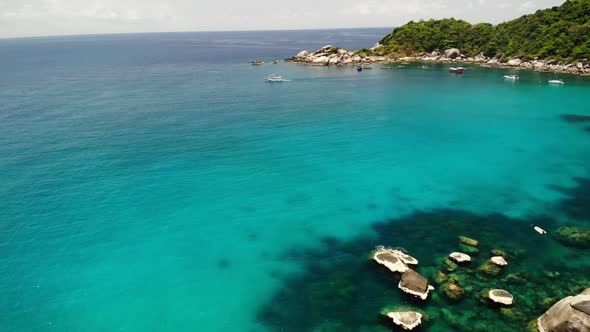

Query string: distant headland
[288,0,590,75]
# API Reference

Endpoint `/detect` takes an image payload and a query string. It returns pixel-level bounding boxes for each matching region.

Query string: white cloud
[0,0,566,38]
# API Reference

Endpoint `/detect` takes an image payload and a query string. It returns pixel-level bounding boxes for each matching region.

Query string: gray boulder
[538,288,590,332]
[398,269,435,300]
[444,48,461,59]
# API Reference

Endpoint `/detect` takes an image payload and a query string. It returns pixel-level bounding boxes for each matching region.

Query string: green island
[290,0,590,74]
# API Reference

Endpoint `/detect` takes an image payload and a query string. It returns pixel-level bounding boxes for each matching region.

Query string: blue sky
[0,0,564,38]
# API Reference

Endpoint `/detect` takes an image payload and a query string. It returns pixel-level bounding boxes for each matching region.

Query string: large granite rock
[385,311,423,330]
[449,252,471,263]
[296,50,309,58]
[491,256,508,266]
[489,289,514,305]
[444,48,461,59]
[311,56,329,65]
[399,269,435,300]
[538,288,590,332]
[372,247,418,273]
[508,59,522,66]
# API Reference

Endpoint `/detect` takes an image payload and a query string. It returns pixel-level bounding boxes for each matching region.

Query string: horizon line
[0,26,394,41]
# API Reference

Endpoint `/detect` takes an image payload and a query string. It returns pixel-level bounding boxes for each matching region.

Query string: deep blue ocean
[1,29,589,332]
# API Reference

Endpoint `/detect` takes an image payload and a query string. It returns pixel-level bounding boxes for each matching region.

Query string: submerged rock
[500,308,525,321]
[479,260,503,277]
[554,226,590,248]
[459,236,479,247]
[491,256,508,266]
[384,311,423,330]
[443,282,465,302]
[399,269,435,300]
[459,243,480,255]
[489,289,514,306]
[434,271,448,285]
[491,249,508,258]
[537,288,590,332]
[449,252,471,263]
[443,257,459,272]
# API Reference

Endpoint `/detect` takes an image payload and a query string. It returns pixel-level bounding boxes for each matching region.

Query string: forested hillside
[376,0,590,60]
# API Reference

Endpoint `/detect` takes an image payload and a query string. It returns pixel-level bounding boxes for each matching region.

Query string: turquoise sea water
[1,29,589,331]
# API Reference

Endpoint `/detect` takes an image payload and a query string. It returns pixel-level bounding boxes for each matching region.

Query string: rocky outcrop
[288,46,590,75]
[489,289,514,305]
[372,246,418,273]
[444,48,461,59]
[385,311,423,330]
[507,59,522,66]
[537,288,590,332]
[399,269,435,300]
[290,45,390,66]
[449,252,471,263]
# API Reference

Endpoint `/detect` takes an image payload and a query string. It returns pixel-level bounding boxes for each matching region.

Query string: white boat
[548,79,564,85]
[264,74,290,82]
[504,75,519,80]
[362,64,373,69]
[449,67,465,74]
[534,226,547,235]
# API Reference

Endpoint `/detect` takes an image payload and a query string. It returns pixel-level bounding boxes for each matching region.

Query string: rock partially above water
[399,269,435,300]
[491,256,508,266]
[489,289,514,306]
[449,252,472,263]
[385,311,423,330]
[372,247,418,273]
[538,288,590,332]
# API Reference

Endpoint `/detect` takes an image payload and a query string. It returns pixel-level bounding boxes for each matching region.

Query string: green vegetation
[375,0,590,61]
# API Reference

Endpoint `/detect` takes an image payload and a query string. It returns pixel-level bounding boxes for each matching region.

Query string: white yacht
[504,75,519,80]
[264,74,290,82]
[548,79,564,85]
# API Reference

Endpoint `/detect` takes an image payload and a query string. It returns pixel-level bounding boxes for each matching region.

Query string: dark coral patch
[560,114,590,123]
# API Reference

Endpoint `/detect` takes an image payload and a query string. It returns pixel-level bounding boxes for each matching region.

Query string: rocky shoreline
[289,45,590,76]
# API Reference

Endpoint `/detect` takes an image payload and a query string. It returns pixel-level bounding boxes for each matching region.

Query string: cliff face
[377,0,590,61]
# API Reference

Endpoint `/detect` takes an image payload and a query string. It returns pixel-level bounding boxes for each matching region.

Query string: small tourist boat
[362,64,373,69]
[357,65,363,72]
[548,79,564,85]
[504,75,519,80]
[251,60,264,65]
[449,67,465,74]
[534,226,547,235]
[397,65,406,69]
[420,65,430,69]
[264,74,290,82]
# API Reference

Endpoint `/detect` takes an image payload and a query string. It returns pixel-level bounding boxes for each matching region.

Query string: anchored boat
[504,75,519,80]
[548,79,564,85]
[449,67,465,74]
[264,74,290,82]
